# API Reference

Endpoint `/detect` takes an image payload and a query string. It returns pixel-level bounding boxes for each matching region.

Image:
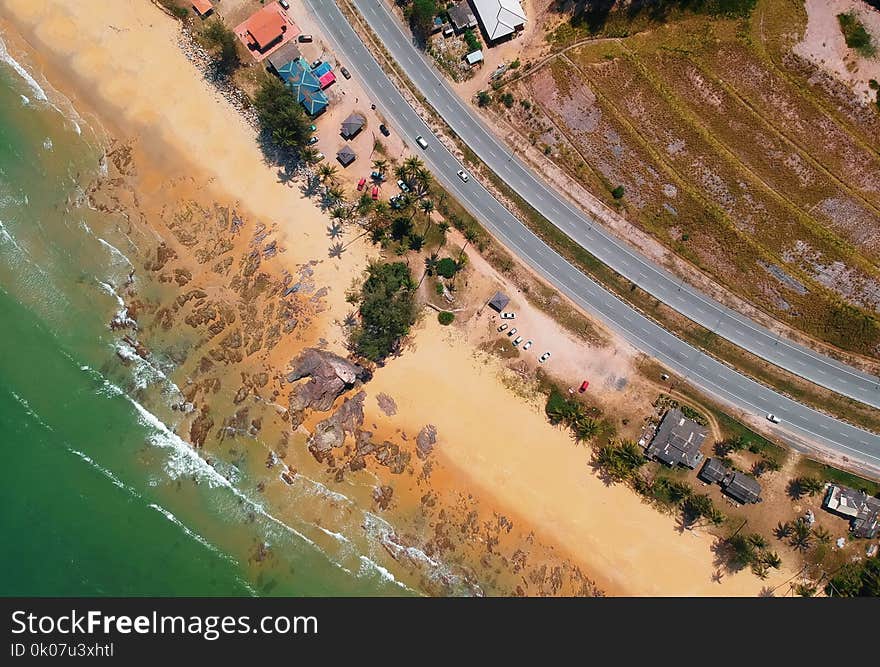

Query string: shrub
[498,92,514,108]
[509,59,521,69]
[611,185,625,199]
[438,311,455,325]
[476,90,492,107]
[202,19,240,76]
[436,257,458,278]
[463,29,481,52]
[838,12,876,57]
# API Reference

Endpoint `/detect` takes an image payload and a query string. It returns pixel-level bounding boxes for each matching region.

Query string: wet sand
[0,0,794,595]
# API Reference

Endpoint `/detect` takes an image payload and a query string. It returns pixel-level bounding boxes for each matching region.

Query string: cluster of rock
[176,28,259,130]
[287,349,369,417]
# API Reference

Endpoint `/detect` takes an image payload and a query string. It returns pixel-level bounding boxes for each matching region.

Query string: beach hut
[340,113,366,140]
[336,146,357,167]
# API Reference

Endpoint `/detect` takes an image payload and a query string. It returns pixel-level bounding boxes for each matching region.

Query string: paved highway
[303,0,880,469]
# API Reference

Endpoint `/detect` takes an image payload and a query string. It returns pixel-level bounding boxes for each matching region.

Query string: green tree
[477,90,492,107]
[254,78,313,156]
[438,311,454,325]
[611,185,625,199]
[435,257,458,279]
[348,262,417,361]
[409,0,438,42]
[202,20,240,77]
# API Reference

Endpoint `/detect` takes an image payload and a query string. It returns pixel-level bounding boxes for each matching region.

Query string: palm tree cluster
[395,156,433,197]
[787,476,826,500]
[722,532,783,578]
[777,517,831,552]
[545,389,603,444]
[593,441,645,483]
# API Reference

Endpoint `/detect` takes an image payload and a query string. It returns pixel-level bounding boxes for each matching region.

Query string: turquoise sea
[0,38,410,597]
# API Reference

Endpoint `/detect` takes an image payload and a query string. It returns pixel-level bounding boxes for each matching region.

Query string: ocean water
[0,41,409,596]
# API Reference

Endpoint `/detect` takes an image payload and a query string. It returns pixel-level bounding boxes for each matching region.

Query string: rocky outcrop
[307,391,367,461]
[287,349,368,415]
[416,425,438,459]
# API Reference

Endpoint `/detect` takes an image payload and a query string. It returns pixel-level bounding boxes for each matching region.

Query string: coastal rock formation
[416,425,438,459]
[307,391,367,461]
[287,349,367,415]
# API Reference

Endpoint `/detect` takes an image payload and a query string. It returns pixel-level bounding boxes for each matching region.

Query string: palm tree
[330,206,348,222]
[813,526,832,544]
[328,242,345,259]
[394,164,409,185]
[403,155,423,179]
[419,199,435,235]
[418,252,439,288]
[371,159,388,176]
[326,186,345,205]
[436,221,449,249]
[413,166,432,196]
[774,521,794,539]
[458,227,479,261]
[317,164,338,185]
[790,519,813,552]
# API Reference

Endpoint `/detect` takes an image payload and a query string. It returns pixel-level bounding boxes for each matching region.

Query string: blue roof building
[284,57,328,116]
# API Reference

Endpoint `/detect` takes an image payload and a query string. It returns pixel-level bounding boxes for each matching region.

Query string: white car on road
[766,413,781,424]
[457,169,469,182]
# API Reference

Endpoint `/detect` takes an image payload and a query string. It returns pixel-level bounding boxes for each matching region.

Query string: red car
[357,177,366,191]
[578,380,589,393]
[371,185,379,201]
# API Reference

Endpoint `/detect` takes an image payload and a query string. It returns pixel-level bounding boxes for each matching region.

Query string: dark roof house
[824,485,880,538]
[723,471,762,504]
[698,458,729,485]
[267,42,302,74]
[340,113,366,140]
[645,408,707,469]
[487,291,510,312]
[448,1,478,31]
[336,146,357,167]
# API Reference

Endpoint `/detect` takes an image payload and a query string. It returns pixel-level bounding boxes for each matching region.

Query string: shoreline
[0,0,794,596]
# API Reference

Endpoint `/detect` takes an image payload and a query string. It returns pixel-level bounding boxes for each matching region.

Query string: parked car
[379,124,390,137]
[311,59,323,70]
[512,336,524,347]
[390,195,403,209]
[279,0,290,9]
[298,34,313,43]
[370,171,385,181]
[497,323,508,332]
[314,152,324,161]
[416,135,428,149]
[500,312,515,319]
[309,124,317,132]
[506,327,517,337]
[307,136,319,145]
[457,169,469,183]
[340,66,351,80]
[371,185,379,201]
[522,340,533,350]
[660,373,670,381]
[766,413,781,424]
[538,352,551,363]
[396,179,410,193]
[356,177,366,191]
[579,380,589,393]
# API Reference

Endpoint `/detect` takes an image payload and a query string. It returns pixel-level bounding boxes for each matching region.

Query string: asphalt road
[303,0,880,469]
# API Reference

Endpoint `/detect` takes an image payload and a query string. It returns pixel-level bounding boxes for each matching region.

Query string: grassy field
[497,0,880,358]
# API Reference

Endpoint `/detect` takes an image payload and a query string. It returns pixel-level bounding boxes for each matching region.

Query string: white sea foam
[148,503,240,565]
[0,37,48,102]
[42,137,53,151]
[19,94,29,106]
[69,448,131,493]
[0,220,25,254]
[358,556,411,590]
[98,238,133,267]
[9,390,54,432]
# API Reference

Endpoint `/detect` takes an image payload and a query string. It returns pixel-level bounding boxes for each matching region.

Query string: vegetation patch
[837,11,876,58]
[347,262,418,361]
[438,311,455,325]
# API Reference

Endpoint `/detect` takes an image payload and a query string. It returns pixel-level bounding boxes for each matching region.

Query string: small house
[723,471,762,504]
[824,485,880,538]
[340,113,366,140]
[448,1,477,32]
[698,458,729,485]
[191,0,214,18]
[336,146,357,167]
[267,43,302,76]
[465,50,484,66]
[471,0,526,43]
[487,291,510,312]
[645,408,707,469]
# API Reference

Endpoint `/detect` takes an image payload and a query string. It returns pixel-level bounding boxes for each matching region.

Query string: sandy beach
[0,0,796,595]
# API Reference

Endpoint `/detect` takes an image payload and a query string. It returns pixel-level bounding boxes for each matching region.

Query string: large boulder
[287,349,368,413]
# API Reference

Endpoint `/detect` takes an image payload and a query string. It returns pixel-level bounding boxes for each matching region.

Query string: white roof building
[470,0,526,42]
[465,50,484,66]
